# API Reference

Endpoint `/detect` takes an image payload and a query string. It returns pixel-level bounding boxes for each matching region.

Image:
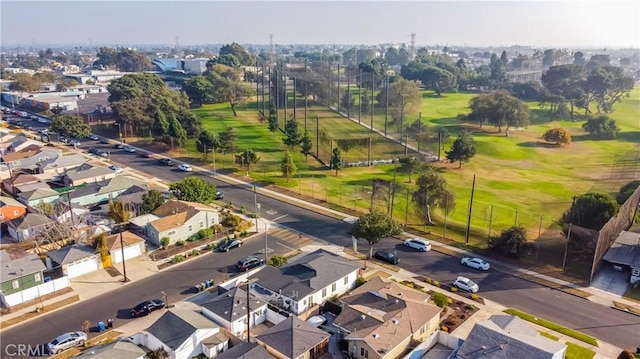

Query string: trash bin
[97,321,106,332]
[107,318,113,328]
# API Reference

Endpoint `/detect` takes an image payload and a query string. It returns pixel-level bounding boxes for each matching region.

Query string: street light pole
[114,123,122,143]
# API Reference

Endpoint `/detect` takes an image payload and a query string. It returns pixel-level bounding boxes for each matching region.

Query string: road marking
[272,214,288,221]
[276,241,295,250]
[266,209,278,215]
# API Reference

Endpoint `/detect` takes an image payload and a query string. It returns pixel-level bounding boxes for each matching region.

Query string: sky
[1,1,639,49]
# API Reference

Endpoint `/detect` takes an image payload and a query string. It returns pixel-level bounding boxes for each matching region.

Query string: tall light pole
[256,203,268,263]
[114,123,122,143]
[212,148,217,177]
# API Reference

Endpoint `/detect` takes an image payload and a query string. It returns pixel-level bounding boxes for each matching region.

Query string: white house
[104,231,146,263]
[249,249,361,315]
[46,244,101,279]
[146,200,220,247]
[201,286,268,337]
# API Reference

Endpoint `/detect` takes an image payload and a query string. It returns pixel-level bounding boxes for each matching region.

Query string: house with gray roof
[249,249,361,315]
[139,309,228,359]
[63,164,115,186]
[255,316,330,359]
[201,286,268,336]
[16,186,60,207]
[456,315,567,359]
[0,250,47,307]
[65,176,146,207]
[36,153,86,175]
[0,148,69,175]
[216,342,275,359]
[46,244,101,279]
[7,212,54,242]
[73,339,146,359]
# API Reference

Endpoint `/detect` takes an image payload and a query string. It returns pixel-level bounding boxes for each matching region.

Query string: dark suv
[159,158,174,166]
[130,298,165,318]
[237,256,264,272]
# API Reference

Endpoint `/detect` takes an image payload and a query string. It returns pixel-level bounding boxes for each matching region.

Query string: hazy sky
[1,1,639,48]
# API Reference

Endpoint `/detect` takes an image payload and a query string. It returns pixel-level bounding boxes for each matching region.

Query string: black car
[215,191,224,200]
[114,143,125,149]
[99,138,110,144]
[218,239,242,252]
[159,158,174,166]
[131,299,165,318]
[237,256,264,271]
[374,250,400,265]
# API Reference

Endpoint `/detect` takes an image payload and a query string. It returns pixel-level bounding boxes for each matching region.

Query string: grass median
[504,308,598,347]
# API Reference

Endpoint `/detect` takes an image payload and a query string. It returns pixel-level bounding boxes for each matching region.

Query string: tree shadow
[617,131,640,143]
[517,141,561,148]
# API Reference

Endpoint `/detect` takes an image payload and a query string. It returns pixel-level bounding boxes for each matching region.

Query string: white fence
[2,276,70,307]
[265,306,288,325]
[402,331,461,359]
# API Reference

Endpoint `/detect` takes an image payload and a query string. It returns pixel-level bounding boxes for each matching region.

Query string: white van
[404,238,431,252]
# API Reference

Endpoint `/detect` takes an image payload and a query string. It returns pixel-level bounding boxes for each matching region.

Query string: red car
[139,152,153,158]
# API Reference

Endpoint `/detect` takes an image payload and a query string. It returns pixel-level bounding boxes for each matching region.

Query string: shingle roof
[73,339,146,359]
[18,187,59,201]
[38,154,86,171]
[64,165,113,181]
[255,316,329,358]
[216,342,275,359]
[2,149,39,162]
[47,244,96,266]
[152,200,216,217]
[115,185,149,204]
[149,211,189,232]
[104,231,144,251]
[10,173,40,185]
[201,287,265,323]
[457,315,567,359]
[98,176,145,194]
[146,309,218,350]
[7,212,54,230]
[0,252,47,283]
[0,195,26,209]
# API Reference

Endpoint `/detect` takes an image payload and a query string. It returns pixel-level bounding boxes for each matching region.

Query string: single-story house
[105,231,146,263]
[73,339,146,359]
[334,276,442,359]
[201,286,268,337]
[216,342,275,359]
[456,315,567,359]
[16,187,60,207]
[114,185,151,217]
[53,200,91,224]
[139,309,228,359]
[0,195,27,222]
[129,213,160,237]
[46,244,101,279]
[0,250,47,307]
[147,200,220,247]
[1,173,41,195]
[249,249,361,315]
[63,164,116,186]
[66,176,147,207]
[255,316,330,359]
[35,154,87,176]
[6,212,55,242]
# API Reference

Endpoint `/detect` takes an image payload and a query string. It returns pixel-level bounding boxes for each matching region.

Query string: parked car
[218,239,243,252]
[114,143,125,149]
[66,139,81,146]
[215,191,224,200]
[461,257,490,271]
[96,149,108,158]
[124,146,136,153]
[374,250,399,265]
[130,299,165,318]
[139,152,153,158]
[159,158,174,166]
[178,164,193,172]
[99,138,110,144]
[89,134,100,140]
[404,238,431,252]
[237,255,264,271]
[452,276,479,293]
[47,332,87,355]
[109,165,123,173]
[87,147,98,154]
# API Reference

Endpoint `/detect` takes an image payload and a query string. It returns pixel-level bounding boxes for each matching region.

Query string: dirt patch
[0,293,80,329]
[440,299,479,333]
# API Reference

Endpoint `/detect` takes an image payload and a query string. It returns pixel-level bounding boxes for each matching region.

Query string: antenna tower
[409,33,416,60]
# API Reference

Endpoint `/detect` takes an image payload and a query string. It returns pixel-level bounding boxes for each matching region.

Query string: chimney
[360,314,366,321]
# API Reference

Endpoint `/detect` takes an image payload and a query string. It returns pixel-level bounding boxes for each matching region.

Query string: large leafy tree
[218,127,238,153]
[108,200,130,224]
[445,131,477,168]
[581,66,634,116]
[219,42,254,66]
[182,75,214,107]
[376,78,421,115]
[94,47,151,72]
[412,167,455,224]
[401,62,456,96]
[50,115,91,139]
[169,177,217,204]
[8,73,39,93]
[141,190,166,214]
[541,65,585,119]
[330,147,344,177]
[616,180,640,205]
[582,115,619,139]
[211,76,254,116]
[561,192,620,230]
[197,130,219,159]
[400,157,423,183]
[488,226,531,258]
[463,91,530,133]
[280,150,297,183]
[350,210,402,259]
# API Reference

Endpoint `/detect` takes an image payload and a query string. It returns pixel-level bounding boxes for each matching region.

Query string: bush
[471,294,479,301]
[433,280,440,287]
[160,237,170,249]
[212,223,223,233]
[355,277,367,287]
[440,325,449,332]
[450,287,458,292]
[191,249,200,256]
[221,214,241,227]
[175,240,185,246]
[238,206,247,214]
[224,201,234,209]
[488,226,532,258]
[431,292,450,308]
[268,255,287,268]
[206,243,216,250]
[172,255,186,263]
[248,212,258,219]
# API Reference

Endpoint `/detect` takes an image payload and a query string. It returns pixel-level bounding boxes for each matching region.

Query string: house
[333,276,442,359]
[201,286,268,336]
[0,148,70,175]
[6,213,55,242]
[602,230,640,285]
[16,186,60,207]
[73,339,146,359]
[0,195,27,221]
[248,249,361,315]
[35,154,87,176]
[1,172,41,195]
[147,200,220,247]
[255,316,330,359]
[53,200,90,224]
[65,176,147,207]
[47,244,101,279]
[456,315,567,359]
[139,309,229,359]
[0,250,47,307]
[1,136,43,156]
[63,164,116,186]
[104,231,146,263]
[216,342,275,359]
[129,213,160,236]
[114,185,150,216]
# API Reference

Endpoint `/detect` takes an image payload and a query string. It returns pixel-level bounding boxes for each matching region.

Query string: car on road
[461,257,490,271]
[404,238,431,252]
[89,134,100,140]
[99,138,110,144]
[215,191,224,200]
[124,146,136,153]
[96,149,108,158]
[139,152,153,158]
[452,276,479,293]
[114,143,125,149]
[178,164,193,172]
[66,139,81,146]
[237,255,264,271]
[159,158,174,166]
[218,239,243,252]
[47,331,87,355]
[87,147,98,155]
[130,299,165,318]
[374,250,399,265]
[109,165,123,173]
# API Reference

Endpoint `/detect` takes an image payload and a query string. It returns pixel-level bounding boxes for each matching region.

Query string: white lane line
[272,214,288,222]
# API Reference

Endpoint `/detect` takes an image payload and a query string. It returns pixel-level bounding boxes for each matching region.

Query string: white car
[404,238,431,252]
[47,331,87,354]
[124,146,136,153]
[109,165,124,173]
[461,257,490,271]
[453,276,479,293]
[89,134,100,140]
[178,164,193,172]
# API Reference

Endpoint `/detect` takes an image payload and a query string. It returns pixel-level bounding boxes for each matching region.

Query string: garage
[47,244,101,279]
[66,256,100,278]
[106,231,145,264]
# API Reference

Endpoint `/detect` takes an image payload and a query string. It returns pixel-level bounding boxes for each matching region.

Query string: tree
[349,210,402,259]
[489,53,508,83]
[219,42,254,66]
[169,177,217,204]
[488,226,531,258]
[616,180,640,205]
[573,52,586,66]
[141,189,166,214]
[218,127,238,153]
[463,91,530,133]
[542,128,572,146]
[582,115,619,139]
[445,131,477,168]
[108,200,130,224]
[400,157,423,183]
[50,115,91,139]
[561,192,620,230]
[268,254,288,268]
[212,77,254,116]
[283,118,301,148]
[300,131,312,162]
[330,147,344,177]
[9,73,39,93]
[33,202,55,215]
[167,114,187,147]
[160,237,170,250]
[375,78,422,127]
[182,75,214,106]
[197,130,219,158]
[412,167,455,224]
[235,148,260,172]
[267,105,278,135]
[500,50,509,66]
[541,65,586,119]
[280,150,297,183]
[617,350,635,359]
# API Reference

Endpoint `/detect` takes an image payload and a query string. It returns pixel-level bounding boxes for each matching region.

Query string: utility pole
[464,174,476,245]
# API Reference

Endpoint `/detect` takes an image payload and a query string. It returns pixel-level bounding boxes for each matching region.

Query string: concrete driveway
[590,264,630,296]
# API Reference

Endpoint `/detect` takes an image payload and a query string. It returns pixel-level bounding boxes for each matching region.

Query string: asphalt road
[2,140,639,355]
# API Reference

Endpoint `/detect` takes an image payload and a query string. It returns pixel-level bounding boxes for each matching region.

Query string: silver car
[453,276,479,293]
[47,331,87,354]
